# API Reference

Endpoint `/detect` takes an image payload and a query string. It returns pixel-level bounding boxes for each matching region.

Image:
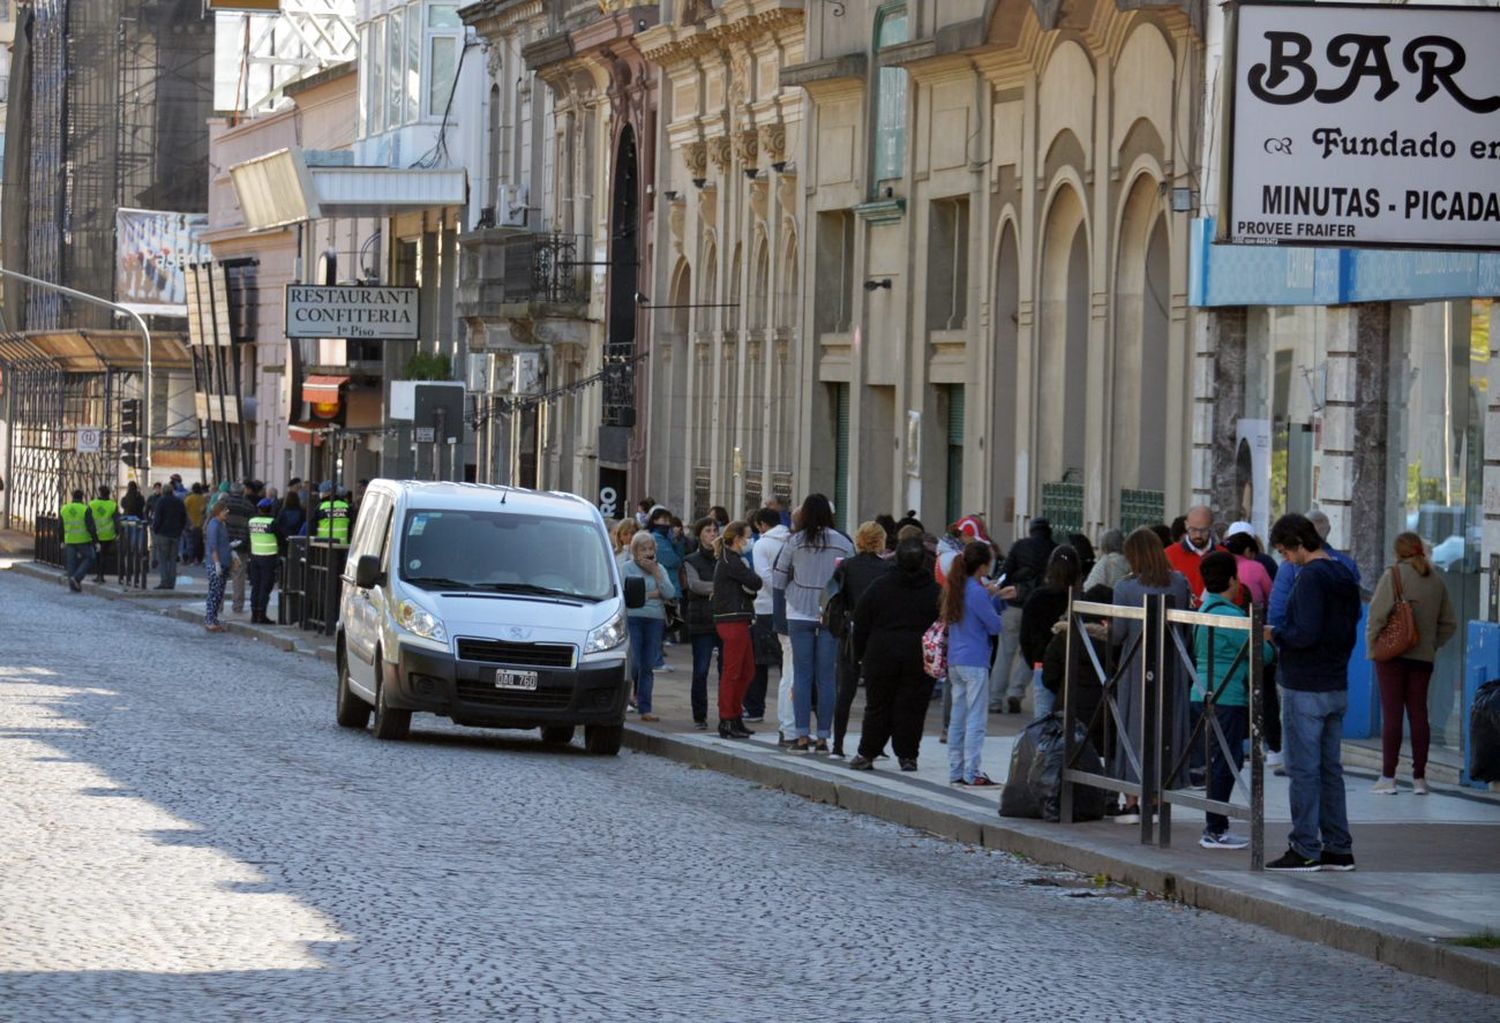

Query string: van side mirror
[623,576,646,609]
[354,554,383,589]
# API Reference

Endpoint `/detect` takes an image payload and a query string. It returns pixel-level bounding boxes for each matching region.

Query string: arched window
[873,5,909,183]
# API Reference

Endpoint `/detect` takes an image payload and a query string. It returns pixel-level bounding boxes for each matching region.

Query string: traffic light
[120,398,141,437]
[121,439,141,469]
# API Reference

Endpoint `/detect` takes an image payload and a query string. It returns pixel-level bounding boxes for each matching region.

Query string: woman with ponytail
[1366,532,1457,795]
[941,540,1006,786]
[712,521,762,739]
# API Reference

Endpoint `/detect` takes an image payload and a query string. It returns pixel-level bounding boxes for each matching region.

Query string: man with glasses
[1264,513,1361,872]
[1165,504,1224,601]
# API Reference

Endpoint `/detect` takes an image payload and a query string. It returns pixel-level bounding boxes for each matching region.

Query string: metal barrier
[116,521,152,590]
[279,536,309,627]
[34,515,63,567]
[1060,593,1267,870]
[302,540,348,636]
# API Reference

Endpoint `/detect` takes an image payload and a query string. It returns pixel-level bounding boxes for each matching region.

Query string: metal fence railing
[302,540,348,637]
[279,536,309,627]
[1060,593,1267,870]
[116,521,151,590]
[34,514,63,567]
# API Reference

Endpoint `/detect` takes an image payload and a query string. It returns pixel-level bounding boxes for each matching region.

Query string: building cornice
[638,0,803,65]
[779,53,866,93]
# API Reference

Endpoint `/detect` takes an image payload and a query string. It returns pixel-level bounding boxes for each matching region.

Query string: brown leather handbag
[1370,565,1419,662]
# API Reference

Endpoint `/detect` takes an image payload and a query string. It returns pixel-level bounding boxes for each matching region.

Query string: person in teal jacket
[1194,551,1274,851]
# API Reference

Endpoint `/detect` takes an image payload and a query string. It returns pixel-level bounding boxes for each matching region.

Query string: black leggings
[833,649,860,753]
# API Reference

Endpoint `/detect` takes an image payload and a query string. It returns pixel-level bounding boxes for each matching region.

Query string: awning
[288,421,330,446]
[0,329,194,372]
[302,374,348,402]
[230,148,467,230]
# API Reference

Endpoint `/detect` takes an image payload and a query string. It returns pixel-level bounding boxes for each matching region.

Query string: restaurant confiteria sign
[1223,1,1500,249]
[284,285,420,340]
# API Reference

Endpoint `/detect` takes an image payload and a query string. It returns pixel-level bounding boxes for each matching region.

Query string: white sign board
[284,285,420,340]
[1227,2,1500,249]
[116,209,212,308]
[76,427,102,454]
[414,426,436,443]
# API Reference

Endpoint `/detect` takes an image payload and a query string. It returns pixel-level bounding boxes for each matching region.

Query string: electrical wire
[466,350,651,429]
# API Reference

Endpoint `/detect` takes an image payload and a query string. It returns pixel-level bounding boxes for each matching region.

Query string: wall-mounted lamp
[662,190,680,201]
[863,278,893,291]
[692,177,708,189]
[744,168,759,180]
[1166,185,1197,213]
[771,160,789,174]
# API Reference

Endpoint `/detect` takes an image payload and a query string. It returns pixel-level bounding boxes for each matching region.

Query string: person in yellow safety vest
[88,485,120,584]
[59,488,99,593]
[315,486,351,544]
[247,497,280,625]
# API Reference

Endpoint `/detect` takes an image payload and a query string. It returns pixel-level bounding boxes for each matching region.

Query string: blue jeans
[1206,705,1248,835]
[947,664,991,782]
[64,543,95,584]
[789,620,837,739]
[1282,687,1352,859]
[1032,665,1053,720]
[689,632,722,723]
[628,617,665,714]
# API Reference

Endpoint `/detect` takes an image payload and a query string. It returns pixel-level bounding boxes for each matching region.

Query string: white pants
[776,633,796,737]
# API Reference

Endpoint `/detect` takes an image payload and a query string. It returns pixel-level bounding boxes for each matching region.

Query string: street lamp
[0,265,155,473]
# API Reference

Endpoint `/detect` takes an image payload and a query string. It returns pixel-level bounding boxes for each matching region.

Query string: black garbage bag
[1000,713,1109,822]
[1470,679,1500,783]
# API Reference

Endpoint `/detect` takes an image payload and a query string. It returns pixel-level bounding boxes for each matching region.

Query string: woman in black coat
[681,518,722,729]
[830,521,893,756]
[848,538,941,772]
[711,521,762,739]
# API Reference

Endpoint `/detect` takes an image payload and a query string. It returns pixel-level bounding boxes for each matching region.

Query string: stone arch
[1038,40,1095,179]
[1112,171,1170,497]
[1111,22,1174,148]
[778,230,799,331]
[750,230,770,331]
[1037,183,1090,485]
[663,257,693,506]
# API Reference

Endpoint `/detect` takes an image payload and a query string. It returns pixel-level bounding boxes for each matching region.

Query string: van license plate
[495,669,539,691]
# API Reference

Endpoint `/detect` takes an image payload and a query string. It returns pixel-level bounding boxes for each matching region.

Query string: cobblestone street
[0,570,1492,1022]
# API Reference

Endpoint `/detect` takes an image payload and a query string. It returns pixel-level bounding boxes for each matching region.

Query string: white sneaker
[1412,778,1430,796]
[1264,749,1284,769]
[1371,777,1398,795]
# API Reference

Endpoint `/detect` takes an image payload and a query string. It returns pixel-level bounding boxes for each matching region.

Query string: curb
[620,724,1500,997]
[7,557,1494,995]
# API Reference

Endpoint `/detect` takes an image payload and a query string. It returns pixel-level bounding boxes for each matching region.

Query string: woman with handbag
[1366,532,1457,795]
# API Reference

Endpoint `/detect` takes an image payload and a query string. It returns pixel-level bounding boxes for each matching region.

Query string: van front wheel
[371,651,411,741]
[584,723,623,756]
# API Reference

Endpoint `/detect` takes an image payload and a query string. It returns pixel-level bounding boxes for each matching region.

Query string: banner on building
[285,285,420,340]
[116,209,212,309]
[1235,418,1272,543]
[1223,1,1500,249]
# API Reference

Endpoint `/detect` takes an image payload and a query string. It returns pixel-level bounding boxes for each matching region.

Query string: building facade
[781,0,1202,538]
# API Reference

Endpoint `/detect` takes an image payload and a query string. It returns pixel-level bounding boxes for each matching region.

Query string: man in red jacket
[1164,504,1224,600]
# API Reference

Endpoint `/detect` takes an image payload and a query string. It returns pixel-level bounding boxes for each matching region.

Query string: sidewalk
[7,558,1497,996]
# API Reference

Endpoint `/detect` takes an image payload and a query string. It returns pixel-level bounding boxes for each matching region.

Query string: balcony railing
[458,229,591,316]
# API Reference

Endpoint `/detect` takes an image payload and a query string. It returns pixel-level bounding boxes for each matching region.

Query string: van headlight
[584,611,627,654]
[396,599,446,643]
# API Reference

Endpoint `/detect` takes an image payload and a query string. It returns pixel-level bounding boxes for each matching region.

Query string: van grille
[456,638,576,668]
[455,679,573,709]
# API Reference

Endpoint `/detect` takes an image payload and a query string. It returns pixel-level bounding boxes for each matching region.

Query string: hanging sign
[1224,1,1500,249]
[284,285,420,340]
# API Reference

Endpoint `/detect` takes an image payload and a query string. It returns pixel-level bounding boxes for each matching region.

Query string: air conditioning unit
[466,352,492,393]
[497,183,528,227]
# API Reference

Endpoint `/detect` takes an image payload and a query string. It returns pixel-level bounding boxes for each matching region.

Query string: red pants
[716,621,755,720]
[1375,657,1433,779]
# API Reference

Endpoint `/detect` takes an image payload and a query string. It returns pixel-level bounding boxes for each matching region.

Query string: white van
[334,481,645,755]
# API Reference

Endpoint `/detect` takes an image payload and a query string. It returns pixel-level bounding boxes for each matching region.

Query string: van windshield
[397,509,614,601]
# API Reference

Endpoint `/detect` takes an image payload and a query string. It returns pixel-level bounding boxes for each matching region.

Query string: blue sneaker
[1199,830,1249,850]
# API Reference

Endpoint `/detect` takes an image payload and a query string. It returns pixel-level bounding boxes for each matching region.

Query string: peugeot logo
[508,626,530,640]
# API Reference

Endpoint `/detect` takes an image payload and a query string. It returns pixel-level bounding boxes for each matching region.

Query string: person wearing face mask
[621,531,677,721]
[712,521,762,738]
[1164,504,1225,601]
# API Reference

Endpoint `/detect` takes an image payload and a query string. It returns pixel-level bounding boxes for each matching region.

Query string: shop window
[945,384,965,525]
[387,7,405,130]
[832,382,850,532]
[926,197,969,331]
[873,6,909,184]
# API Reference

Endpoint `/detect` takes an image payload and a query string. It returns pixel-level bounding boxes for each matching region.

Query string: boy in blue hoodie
[1194,552,1274,850]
